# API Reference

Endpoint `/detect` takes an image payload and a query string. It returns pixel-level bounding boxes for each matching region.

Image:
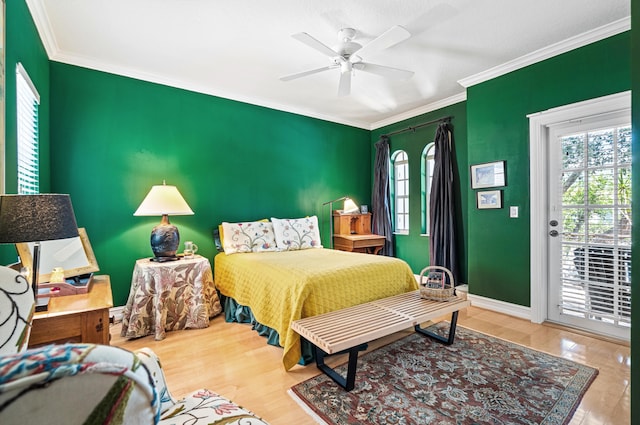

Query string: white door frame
[527,91,631,324]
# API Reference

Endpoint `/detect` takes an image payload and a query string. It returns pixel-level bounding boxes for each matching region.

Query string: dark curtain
[429,122,458,283]
[372,135,394,256]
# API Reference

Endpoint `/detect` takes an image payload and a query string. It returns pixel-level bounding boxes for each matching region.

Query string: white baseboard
[466,292,531,321]
[110,306,125,324]
[417,280,531,321]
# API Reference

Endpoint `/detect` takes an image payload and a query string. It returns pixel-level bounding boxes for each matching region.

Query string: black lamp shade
[0,194,79,243]
[0,194,80,313]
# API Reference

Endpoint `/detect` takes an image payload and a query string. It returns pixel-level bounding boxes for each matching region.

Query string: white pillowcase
[221,221,279,255]
[271,216,323,251]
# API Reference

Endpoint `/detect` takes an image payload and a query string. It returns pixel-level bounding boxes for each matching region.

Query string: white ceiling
[27,0,630,129]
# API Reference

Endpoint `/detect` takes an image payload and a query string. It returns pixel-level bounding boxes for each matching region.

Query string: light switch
[510,206,519,218]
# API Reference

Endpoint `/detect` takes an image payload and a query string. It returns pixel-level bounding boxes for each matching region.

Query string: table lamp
[322,196,359,249]
[134,181,194,262]
[0,194,80,312]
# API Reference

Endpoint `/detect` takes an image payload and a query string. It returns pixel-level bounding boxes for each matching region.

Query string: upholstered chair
[0,266,34,354]
[0,343,270,424]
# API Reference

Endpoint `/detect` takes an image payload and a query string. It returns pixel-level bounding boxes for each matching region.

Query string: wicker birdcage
[418,265,456,301]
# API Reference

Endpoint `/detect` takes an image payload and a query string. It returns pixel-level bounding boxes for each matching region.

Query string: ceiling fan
[280,25,414,97]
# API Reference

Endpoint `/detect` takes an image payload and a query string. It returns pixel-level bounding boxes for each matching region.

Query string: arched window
[421,143,436,234]
[391,150,409,234]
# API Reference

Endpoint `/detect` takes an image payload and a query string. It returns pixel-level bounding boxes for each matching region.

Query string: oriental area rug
[289,323,598,425]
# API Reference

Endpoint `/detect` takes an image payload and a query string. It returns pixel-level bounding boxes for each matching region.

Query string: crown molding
[458,17,630,88]
[50,53,373,130]
[369,92,467,130]
[27,0,627,131]
[25,0,59,58]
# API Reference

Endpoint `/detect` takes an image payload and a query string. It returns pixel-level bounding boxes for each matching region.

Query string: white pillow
[221,221,279,255]
[271,216,323,251]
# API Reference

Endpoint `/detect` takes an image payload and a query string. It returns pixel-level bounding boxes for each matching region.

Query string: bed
[214,247,418,370]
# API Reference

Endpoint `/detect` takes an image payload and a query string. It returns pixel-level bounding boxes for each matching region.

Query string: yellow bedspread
[214,248,418,370]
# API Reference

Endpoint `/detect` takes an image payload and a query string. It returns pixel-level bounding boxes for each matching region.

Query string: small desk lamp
[322,196,359,249]
[134,181,194,262]
[0,194,79,312]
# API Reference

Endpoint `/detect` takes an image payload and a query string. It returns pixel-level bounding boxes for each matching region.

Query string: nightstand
[121,255,222,340]
[332,211,385,254]
[29,275,113,347]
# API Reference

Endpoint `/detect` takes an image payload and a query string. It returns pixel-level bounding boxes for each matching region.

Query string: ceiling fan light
[340,61,352,74]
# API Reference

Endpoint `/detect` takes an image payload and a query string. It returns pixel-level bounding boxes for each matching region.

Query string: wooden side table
[29,275,113,347]
[120,255,222,341]
[333,234,386,255]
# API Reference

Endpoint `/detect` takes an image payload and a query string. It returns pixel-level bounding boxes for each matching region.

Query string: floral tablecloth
[121,255,222,340]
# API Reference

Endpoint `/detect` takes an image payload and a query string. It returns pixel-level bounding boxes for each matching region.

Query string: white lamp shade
[343,198,360,214]
[134,184,194,216]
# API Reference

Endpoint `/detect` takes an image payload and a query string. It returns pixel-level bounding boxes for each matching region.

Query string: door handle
[549,220,558,227]
[549,230,559,237]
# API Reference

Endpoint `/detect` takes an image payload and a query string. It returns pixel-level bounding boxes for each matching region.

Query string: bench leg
[314,343,367,391]
[414,311,459,345]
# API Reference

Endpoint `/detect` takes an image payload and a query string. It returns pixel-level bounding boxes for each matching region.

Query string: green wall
[466,32,631,306]
[48,63,371,305]
[370,102,468,281]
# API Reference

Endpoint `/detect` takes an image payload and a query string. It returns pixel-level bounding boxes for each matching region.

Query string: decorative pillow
[221,221,278,254]
[271,216,322,250]
[218,218,269,252]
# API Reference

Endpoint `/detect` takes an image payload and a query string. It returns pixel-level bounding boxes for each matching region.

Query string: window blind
[559,124,631,326]
[16,63,40,195]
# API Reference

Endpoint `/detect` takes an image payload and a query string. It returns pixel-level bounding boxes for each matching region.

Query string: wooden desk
[333,234,386,255]
[29,275,113,347]
[332,211,385,255]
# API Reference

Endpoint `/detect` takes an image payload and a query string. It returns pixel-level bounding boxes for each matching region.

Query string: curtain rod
[382,115,453,138]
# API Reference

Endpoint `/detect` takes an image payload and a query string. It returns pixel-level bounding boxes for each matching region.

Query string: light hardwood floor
[110,305,630,425]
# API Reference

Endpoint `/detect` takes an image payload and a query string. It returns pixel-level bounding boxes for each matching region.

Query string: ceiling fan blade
[352,25,411,59]
[292,32,339,57]
[353,62,414,80]
[280,65,336,81]
[338,71,351,97]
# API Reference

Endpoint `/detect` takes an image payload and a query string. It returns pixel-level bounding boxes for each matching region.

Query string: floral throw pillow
[271,216,322,251]
[221,221,279,255]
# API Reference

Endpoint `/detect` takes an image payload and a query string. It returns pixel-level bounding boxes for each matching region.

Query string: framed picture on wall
[470,160,506,189]
[477,190,502,209]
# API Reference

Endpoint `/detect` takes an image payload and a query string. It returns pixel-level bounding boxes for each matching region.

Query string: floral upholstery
[0,344,158,424]
[271,216,322,250]
[0,343,270,425]
[221,220,279,254]
[121,256,222,340]
[0,266,34,354]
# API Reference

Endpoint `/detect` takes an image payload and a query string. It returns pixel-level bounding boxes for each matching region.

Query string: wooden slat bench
[291,290,470,391]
